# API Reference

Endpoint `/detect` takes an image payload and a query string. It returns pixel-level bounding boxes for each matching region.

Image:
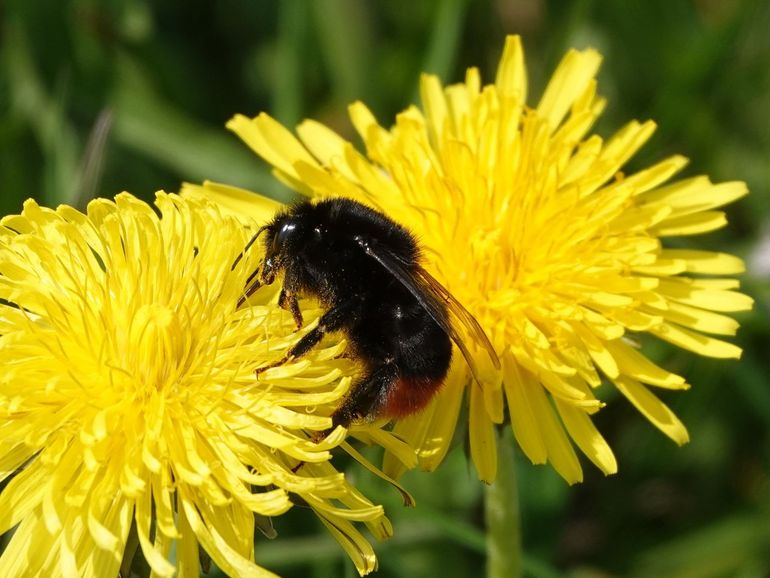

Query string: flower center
[127,303,186,395]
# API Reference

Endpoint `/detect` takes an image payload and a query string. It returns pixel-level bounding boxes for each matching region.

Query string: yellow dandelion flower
[0,191,396,577]
[205,35,752,485]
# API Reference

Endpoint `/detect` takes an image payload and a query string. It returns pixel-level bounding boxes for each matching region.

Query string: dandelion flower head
[212,35,752,484]
[0,192,394,577]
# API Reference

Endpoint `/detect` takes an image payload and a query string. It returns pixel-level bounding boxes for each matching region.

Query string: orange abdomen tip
[382,376,444,419]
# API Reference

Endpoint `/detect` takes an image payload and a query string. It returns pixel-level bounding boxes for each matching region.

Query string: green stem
[485,434,522,578]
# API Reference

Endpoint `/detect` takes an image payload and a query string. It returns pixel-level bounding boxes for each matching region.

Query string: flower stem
[485,434,522,578]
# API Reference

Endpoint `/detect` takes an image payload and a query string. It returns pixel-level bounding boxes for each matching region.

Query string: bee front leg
[256,298,360,376]
[278,265,304,329]
[278,288,303,330]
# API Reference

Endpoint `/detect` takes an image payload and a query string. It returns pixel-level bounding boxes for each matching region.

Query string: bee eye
[273,222,298,250]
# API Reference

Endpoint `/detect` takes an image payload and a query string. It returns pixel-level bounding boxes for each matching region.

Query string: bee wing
[413,265,501,371]
[358,238,501,383]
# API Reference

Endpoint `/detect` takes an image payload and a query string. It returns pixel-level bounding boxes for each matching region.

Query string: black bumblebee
[237,197,500,429]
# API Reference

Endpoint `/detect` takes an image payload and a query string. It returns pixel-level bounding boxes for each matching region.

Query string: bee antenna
[231,225,270,271]
[236,274,262,309]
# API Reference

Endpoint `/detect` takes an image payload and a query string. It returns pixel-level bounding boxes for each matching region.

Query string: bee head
[260,216,302,285]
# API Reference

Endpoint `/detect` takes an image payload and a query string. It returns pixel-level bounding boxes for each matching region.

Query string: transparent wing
[414,265,501,371]
[358,238,501,383]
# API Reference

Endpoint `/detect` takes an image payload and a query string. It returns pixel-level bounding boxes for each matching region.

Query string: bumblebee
[238,197,500,429]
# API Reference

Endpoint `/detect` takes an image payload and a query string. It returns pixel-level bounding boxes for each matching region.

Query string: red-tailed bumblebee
[236,197,500,429]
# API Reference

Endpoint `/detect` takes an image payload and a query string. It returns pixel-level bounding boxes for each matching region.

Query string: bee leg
[256,300,359,375]
[330,363,398,429]
[278,288,303,329]
[278,264,304,329]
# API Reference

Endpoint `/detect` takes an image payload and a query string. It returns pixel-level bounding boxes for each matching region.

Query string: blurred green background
[1,0,769,577]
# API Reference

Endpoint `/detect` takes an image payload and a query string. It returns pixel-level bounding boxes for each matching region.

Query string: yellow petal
[87,500,121,555]
[341,441,415,507]
[469,383,497,483]
[651,211,727,236]
[594,121,657,186]
[354,428,417,471]
[643,179,747,215]
[229,114,301,177]
[649,322,743,359]
[573,323,619,378]
[0,442,37,484]
[625,155,689,195]
[316,513,379,576]
[177,495,201,578]
[180,491,280,578]
[537,48,602,131]
[150,470,180,539]
[502,359,546,464]
[495,35,527,102]
[525,379,583,484]
[657,279,754,312]
[136,480,176,577]
[632,259,687,276]
[0,461,47,534]
[421,73,450,146]
[604,339,687,389]
[61,511,82,578]
[555,400,617,475]
[659,249,745,275]
[349,101,389,147]
[612,376,689,445]
[652,301,740,336]
[296,119,349,167]
[226,113,313,195]
[180,181,282,224]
